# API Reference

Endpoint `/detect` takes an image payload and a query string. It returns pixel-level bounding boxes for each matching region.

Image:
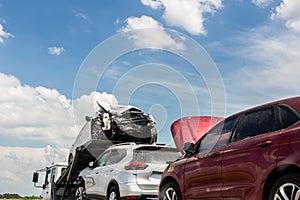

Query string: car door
[84,150,111,195]
[220,106,282,199]
[184,119,234,200]
[93,149,126,196]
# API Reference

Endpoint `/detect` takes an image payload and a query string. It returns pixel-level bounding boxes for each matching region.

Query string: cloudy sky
[1,0,300,196]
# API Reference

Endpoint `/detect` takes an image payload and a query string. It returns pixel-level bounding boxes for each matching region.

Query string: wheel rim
[75,186,85,200]
[164,187,178,200]
[109,191,117,200]
[274,183,300,200]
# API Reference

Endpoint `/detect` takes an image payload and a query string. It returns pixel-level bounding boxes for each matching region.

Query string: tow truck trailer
[32,102,158,199]
[33,140,114,200]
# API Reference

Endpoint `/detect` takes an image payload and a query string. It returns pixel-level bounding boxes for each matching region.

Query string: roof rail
[111,142,136,147]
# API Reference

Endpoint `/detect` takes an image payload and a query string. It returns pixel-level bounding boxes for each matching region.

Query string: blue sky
[1,0,300,196]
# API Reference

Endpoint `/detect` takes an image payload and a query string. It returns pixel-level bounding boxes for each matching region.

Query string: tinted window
[96,149,127,166]
[106,149,127,165]
[215,117,238,148]
[91,118,102,139]
[199,123,223,152]
[199,117,237,152]
[278,105,300,129]
[96,151,110,167]
[235,107,276,141]
[133,147,180,164]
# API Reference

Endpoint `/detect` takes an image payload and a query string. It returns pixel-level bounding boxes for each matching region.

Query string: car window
[278,105,300,129]
[199,117,237,152]
[199,123,223,152]
[215,117,238,148]
[133,147,180,164]
[235,106,277,141]
[105,149,127,165]
[96,151,110,167]
[91,118,102,140]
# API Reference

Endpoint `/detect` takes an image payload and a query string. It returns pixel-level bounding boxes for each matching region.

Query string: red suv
[159,96,300,200]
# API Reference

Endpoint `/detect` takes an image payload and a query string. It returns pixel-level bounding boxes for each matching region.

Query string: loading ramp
[54,140,116,200]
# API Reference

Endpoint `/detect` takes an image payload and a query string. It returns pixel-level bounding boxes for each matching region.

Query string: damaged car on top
[69,101,157,164]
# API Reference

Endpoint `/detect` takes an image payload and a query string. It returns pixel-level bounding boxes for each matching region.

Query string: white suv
[75,143,181,200]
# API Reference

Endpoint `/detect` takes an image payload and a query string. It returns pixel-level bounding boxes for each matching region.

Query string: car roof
[205,96,300,134]
[228,96,300,119]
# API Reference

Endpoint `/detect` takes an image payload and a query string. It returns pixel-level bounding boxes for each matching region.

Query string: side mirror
[166,160,174,165]
[89,161,95,168]
[32,172,39,183]
[183,142,195,155]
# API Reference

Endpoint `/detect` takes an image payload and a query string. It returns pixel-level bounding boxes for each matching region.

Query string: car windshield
[133,147,181,164]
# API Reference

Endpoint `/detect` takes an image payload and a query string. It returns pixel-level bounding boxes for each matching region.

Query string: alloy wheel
[75,186,86,200]
[164,187,178,200]
[273,183,300,200]
[109,191,117,200]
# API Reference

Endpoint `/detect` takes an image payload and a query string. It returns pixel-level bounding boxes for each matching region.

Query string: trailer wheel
[107,185,120,200]
[75,185,86,200]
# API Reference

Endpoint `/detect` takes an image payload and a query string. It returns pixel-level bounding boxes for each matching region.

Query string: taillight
[125,196,138,200]
[125,160,148,170]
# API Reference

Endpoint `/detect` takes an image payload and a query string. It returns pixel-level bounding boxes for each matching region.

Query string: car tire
[160,181,182,200]
[75,184,86,200]
[268,173,300,200]
[107,185,120,200]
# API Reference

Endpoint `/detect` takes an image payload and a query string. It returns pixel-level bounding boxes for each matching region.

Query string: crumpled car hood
[96,101,157,144]
[171,116,224,152]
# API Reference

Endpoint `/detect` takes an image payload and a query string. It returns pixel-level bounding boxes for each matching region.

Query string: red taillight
[125,160,148,170]
[125,196,138,200]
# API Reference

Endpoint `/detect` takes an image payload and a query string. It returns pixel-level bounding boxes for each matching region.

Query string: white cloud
[141,0,163,9]
[0,146,49,195]
[271,0,300,33]
[141,0,223,35]
[119,15,185,50]
[252,0,273,7]
[0,73,119,147]
[73,10,91,23]
[48,46,65,55]
[0,72,120,195]
[0,74,75,147]
[0,23,13,44]
[220,27,300,113]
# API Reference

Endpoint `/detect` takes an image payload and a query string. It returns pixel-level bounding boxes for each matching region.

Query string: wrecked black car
[93,101,157,143]
[68,101,157,163]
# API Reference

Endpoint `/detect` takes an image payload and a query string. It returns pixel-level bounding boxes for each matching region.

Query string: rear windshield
[133,146,181,164]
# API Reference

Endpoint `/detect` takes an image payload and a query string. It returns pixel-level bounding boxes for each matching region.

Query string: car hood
[171,116,224,152]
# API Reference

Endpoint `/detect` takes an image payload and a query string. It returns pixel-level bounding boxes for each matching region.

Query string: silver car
[75,143,181,200]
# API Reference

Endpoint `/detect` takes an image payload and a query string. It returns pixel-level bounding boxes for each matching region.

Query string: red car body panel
[160,96,300,200]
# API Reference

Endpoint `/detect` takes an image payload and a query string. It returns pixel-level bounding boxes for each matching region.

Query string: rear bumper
[119,182,158,199]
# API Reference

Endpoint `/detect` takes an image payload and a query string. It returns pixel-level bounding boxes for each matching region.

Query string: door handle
[208,152,221,158]
[258,140,272,147]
